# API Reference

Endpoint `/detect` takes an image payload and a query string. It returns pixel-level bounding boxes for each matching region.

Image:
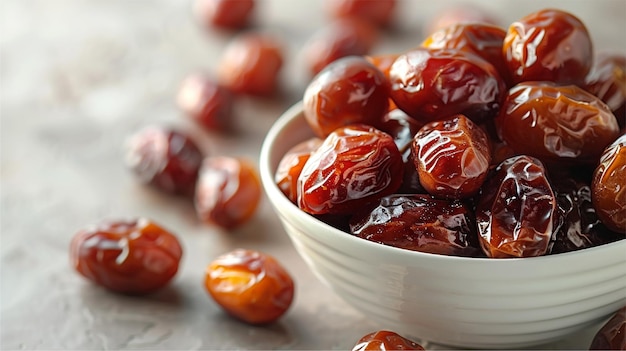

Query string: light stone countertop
[1,0,625,350]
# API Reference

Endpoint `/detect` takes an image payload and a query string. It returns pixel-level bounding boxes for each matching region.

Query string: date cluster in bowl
[260,7,626,349]
[277,8,625,259]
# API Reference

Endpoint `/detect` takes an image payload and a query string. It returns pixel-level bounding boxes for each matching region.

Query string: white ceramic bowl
[259,102,626,349]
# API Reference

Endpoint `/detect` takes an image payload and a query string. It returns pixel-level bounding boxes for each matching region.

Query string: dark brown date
[352,330,425,351]
[297,124,403,215]
[592,134,626,233]
[70,218,183,295]
[275,137,323,204]
[589,306,626,350]
[584,53,626,129]
[350,194,481,257]
[303,56,390,138]
[503,9,593,85]
[389,47,505,124]
[422,22,510,86]
[550,178,623,254]
[476,155,557,258]
[495,82,620,165]
[125,126,204,196]
[412,114,492,199]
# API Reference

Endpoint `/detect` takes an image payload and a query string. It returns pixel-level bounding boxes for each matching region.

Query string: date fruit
[352,330,425,351]
[125,126,204,196]
[195,156,261,229]
[217,33,283,96]
[70,218,183,294]
[303,56,390,138]
[325,0,397,28]
[204,249,294,324]
[275,137,323,204]
[476,155,556,258]
[350,194,481,257]
[297,124,403,215]
[592,134,626,233]
[503,9,593,85]
[176,73,234,131]
[193,0,255,30]
[495,82,620,165]
[412,114,491,199]
[589,306,626,350]
[389,47,505,124]
[584,53,626,129]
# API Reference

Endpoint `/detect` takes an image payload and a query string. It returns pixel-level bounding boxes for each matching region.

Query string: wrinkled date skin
[176,73,234,131]
[389,47,505,124]
[589,306,626,350]
[422,22,510,86]
[204,249,294,325]
[592,134,626,233]
[503,8,593,85]
[412,114,492,199]
[297,124,403,215]
[584,53,626,129]
[70,218,183,295]
[476,155,557,258]
[275,137,323,204]
[125,126,204,196]
[350,194,482,257]
[496,82,620,165]
[303,56,390,138]
[550,178,623,254]
[195,156,262,229]
[352,330,425,351]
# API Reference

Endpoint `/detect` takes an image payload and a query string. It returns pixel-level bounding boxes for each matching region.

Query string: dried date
[475,155,557,258]
[592,134,626,233]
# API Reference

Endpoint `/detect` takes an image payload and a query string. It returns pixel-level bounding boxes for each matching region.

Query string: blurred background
[1,0,625,350]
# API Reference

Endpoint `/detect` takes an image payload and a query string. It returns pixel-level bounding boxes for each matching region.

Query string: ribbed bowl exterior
[259,102,626,349]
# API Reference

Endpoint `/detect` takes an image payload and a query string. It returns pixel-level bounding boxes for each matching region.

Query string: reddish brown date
[297,124,403,215]
[584,53,626,129]
[217,33,283,96]
[495,82,620,165]
[195,156,261,229]
[193,0,255,30]
[412,114,491,199]
[592,134,626,233]
[204,249,294,324]
[422,23,510,86]
[589,306,626,350]
[303,56,390,138]
[301,18,378,77]
[352,330,425,351]
[125,126,204,196]
[476,155,557,258]
[176,73,234,131]
[325,0,397,27]
[350,194,481,257]
[503,9,593,85]
[389,47,505,124]
[70,218,183,294]
[550,178,623,254]
[275,137,323,204]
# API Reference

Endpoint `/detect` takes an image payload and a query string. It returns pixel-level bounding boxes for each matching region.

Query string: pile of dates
[275,8,626,258]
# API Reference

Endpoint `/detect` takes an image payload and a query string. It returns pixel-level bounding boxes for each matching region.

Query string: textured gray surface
[1,0,625,350]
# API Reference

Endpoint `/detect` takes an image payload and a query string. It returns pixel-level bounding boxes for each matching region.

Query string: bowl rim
[259,101,626,267]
